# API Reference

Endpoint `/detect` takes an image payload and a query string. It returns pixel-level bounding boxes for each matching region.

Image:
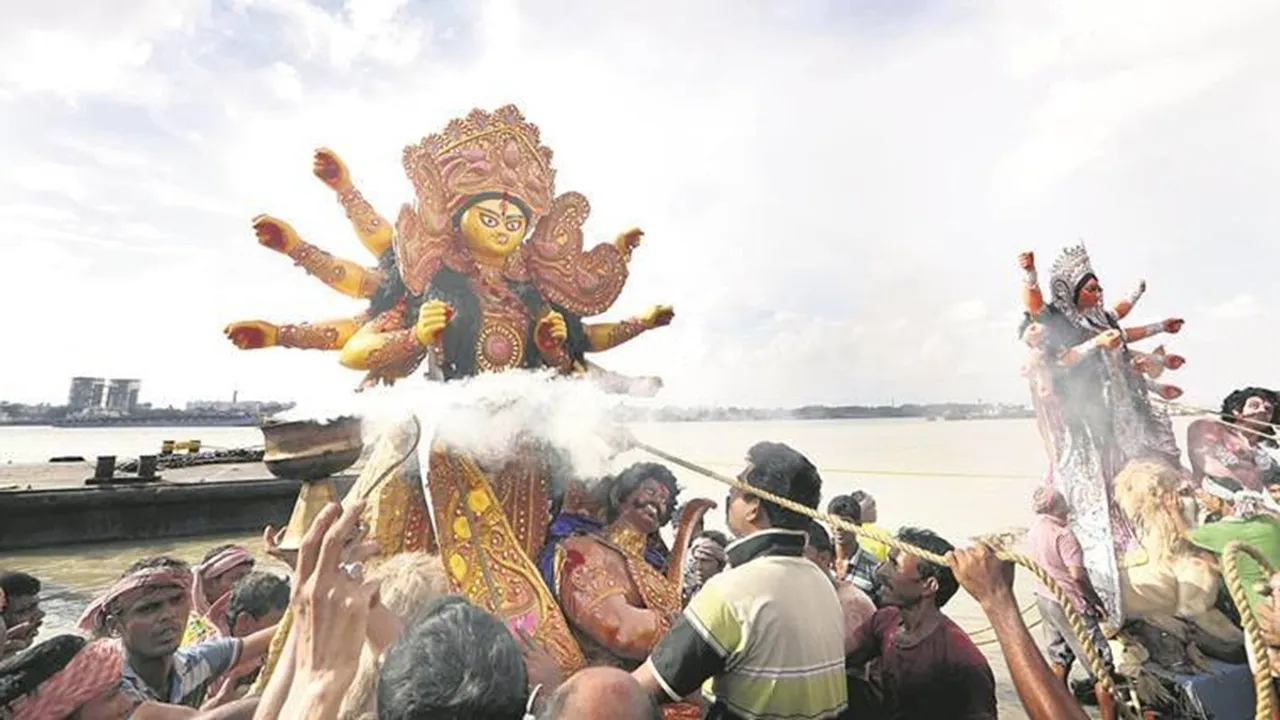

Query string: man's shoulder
[175,636,240,672]
[941,617,994,671]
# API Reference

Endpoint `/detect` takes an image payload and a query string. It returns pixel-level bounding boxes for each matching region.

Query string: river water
[3,417,1165,717]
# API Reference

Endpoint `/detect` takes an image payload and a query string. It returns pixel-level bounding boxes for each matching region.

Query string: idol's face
[1076,276,1103,310]
[459,197,529,260]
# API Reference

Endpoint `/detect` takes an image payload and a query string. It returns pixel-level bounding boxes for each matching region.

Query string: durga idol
[223,106,705,683]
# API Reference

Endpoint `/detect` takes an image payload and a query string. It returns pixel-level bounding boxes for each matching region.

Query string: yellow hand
[640,305,675,330]
[252,215,302,255]
[414,300,452,346]
[614,228,643,258]
[537,311,569,350]
[224,321,279,350]
[313,148,352,191]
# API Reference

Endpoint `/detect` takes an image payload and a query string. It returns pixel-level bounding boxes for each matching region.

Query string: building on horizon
[106,379,141,413]
[68,377,106,411]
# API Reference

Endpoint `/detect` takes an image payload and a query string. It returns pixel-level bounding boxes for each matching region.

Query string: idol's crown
[1050,243,1094,291]
[402,105,556,220]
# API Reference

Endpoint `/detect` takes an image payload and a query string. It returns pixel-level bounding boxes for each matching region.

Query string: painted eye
[480,214,498,228]
[506,220,523,232]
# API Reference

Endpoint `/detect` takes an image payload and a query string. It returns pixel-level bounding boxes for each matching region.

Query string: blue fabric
[120,637,241,708]
[536,513,669,593]
[1143,659,1254,720]
[538,514,604,592]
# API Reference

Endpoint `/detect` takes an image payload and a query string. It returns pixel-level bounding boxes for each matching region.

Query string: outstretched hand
[262,524,298,572]
[281,501,381,713]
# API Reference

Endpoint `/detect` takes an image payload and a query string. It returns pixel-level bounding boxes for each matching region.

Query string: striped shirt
[120,637,242,708]
[645,529,848,720]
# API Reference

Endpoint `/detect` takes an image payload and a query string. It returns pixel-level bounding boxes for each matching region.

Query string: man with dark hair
[848,490,890,562]
[75,555,276,708]
[683,530,729,604]
[1188,386,1280,492]
[848,527,996,719]
[827,495,879,596]
[538,666,659,720]
[804,521,876,655]
[378,595,531,720]
[804,519,836,571]
[203,572,291,703]
[633,441,848,719]
[224,572,289,638]
[0,572,43,658]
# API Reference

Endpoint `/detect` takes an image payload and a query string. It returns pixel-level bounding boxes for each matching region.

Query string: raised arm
[1018,252,1045,316]
[1111,279,1146,320]
[252,215,383,299]
[313,149,395,259]
[947,546,1088,720]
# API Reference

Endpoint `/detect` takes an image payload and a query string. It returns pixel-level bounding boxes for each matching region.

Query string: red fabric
[191,546,253,617]
[12,639,123,720]
[1026,514,1087,611]
[77,566,193,633]
[850,607,996,720]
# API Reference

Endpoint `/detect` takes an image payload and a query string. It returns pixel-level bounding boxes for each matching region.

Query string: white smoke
[281,370,660,480]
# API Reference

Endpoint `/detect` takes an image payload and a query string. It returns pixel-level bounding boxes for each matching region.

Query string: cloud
[1,0,1278,411]
[1210,294,1261,320]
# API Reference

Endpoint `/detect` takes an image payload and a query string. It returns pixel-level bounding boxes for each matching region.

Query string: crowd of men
[3,424,1279,719]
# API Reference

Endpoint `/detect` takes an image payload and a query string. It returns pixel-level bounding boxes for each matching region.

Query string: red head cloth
[191,546,254,617]
[12,639,124,720]
[76,565,194,635]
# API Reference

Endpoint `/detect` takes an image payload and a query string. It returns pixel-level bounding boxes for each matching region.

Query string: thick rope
[1220,540,1277,720]
[1154,398,1280,440]
[635,441,1137,718]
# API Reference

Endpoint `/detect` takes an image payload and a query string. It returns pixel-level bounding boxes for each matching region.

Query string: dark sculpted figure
[1188,387,1279,492]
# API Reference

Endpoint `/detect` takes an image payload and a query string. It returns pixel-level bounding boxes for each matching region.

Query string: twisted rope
[635,441,1137,718]
[1221,540,1278,720]
[1154,398,1280,441]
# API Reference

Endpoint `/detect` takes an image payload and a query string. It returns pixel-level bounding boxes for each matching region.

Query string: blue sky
[1,0,1277,408]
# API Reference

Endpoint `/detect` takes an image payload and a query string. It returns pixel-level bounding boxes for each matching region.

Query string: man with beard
[847,527,996,720]
[553,463,684,670]
[76,556,278,708]
[1188,387,1280,493]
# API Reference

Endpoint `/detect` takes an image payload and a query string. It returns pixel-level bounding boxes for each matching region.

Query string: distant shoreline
[1,402,1041,428]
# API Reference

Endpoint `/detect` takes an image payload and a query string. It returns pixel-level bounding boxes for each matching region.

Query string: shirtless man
[1188,387,1280,492]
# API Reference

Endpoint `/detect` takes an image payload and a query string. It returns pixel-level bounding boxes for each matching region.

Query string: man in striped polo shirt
[633,441,848,719]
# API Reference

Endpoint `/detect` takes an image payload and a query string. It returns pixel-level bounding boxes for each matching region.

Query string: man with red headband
[183,545,255,647]
[77,556,276,709]
[9,637,131,719]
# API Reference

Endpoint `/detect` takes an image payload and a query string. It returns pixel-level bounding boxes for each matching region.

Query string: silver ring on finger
[341,561,365,582]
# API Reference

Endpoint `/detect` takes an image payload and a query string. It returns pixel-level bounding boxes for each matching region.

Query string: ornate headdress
[1048,243,1096,311]
[393,105,630,317]
[395,105,556,294]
